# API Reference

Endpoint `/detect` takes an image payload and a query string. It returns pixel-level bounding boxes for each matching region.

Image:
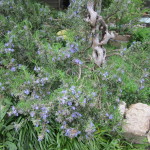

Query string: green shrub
[130,28,150,43]
[103,0,145,33]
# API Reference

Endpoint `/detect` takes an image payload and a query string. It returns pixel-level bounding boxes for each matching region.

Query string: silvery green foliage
[45,42,79,62]
[5,66,56,141]
[7,84,99,140]
[11,66,52,100]
[67,0,88,19]
[65,0,90,41]
[55,85,98,139]
[103,0,143,28]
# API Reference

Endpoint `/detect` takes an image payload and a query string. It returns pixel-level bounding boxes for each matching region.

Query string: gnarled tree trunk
[86,0,115,66]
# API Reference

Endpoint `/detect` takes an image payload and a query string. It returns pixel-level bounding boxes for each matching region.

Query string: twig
[79,45,92,54]
[123,56,145,71]
[66,68,72,75]
[51,19,62,21]
[106,53,122,58]
[105,0,121,21]
[107,49,121,53]
[77,66,82,81]
[105,7,120,21]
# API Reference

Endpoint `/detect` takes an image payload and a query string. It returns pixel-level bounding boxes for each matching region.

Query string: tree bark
[86,0,115,66]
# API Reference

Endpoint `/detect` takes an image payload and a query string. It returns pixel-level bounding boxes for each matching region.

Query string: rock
[109,39,128,48]
[122,103,150,144]
[109,34,131,48]
[115,34,131,41]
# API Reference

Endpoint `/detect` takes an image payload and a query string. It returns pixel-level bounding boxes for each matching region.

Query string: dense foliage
[0,0,149,149]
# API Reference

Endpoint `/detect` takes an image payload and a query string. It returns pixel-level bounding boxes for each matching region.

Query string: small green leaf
[4,141,17,150]
[0,105,9,121]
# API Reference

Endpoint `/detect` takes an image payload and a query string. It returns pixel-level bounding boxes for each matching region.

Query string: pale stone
[109,34,131,48]
[115,34,131,41]
[122,103,150,144]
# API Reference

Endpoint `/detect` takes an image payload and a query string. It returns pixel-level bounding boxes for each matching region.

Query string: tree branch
[86,0,115,66]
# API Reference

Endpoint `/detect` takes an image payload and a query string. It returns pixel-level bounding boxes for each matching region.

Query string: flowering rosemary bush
[0,0,149,149]
[55,85,98,139]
